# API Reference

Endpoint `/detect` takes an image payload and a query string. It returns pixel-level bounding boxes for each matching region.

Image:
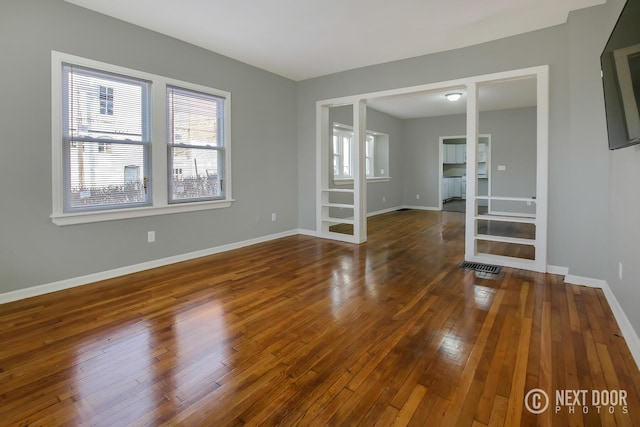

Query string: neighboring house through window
[99,85,113,115]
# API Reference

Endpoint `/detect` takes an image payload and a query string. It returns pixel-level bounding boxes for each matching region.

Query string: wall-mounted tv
[601,0,640,150]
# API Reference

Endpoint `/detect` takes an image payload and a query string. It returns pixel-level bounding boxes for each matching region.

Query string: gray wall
[601,1,640,335]
[402,107,537,212]
[0,0,298,293]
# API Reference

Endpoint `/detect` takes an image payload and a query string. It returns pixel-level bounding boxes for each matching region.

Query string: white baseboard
[367,206,404,217]
[547,265,569,275]
[296,228,320,238]
[0,229,300,305]
[565,274,640,371]
[401,205,441,211]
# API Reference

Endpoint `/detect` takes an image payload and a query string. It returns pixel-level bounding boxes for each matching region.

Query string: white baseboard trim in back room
[546,265,569,276]
[565,274,640,371]
[400,205,441,211]
[0,229,301,305]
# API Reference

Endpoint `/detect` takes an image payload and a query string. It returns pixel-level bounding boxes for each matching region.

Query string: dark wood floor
[1,210,639,426]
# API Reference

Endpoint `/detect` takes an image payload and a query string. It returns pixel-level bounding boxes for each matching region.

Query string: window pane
[68,142,147,209]
[64,65,148,142]
[342,136,351,176]
[168,86,223,148]
[170,147,221,201]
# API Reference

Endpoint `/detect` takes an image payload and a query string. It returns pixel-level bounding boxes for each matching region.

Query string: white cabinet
[443,143,466,164]
[461,177,466,199]
[443,144,456,164]
[477,142,488,177]
[452,177,462,198]
[478,143,486,162]
[442,178,450,201]
[455,144,466,163]
[442,177,465,200]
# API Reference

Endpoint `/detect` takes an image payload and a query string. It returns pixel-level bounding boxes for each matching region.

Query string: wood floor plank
[0,210,639,426]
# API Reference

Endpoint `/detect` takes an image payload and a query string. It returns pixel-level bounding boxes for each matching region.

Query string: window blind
[62,64,151,211]
[167,86,225,203]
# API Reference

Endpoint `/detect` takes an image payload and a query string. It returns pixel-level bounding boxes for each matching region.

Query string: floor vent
[460,261,501,275]
[397,208,412,211]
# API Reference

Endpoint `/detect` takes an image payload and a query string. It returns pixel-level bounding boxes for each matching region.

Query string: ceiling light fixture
[445,92,462,102]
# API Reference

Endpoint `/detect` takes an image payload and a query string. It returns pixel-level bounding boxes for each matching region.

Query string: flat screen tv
[601,0,640,150]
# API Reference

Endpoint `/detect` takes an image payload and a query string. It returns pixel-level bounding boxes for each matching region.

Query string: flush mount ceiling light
[445,92,462,102]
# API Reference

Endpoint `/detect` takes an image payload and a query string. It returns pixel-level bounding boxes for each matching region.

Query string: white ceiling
[66,0,604,82]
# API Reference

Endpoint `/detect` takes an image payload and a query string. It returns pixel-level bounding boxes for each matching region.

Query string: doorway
[440,134,491,214]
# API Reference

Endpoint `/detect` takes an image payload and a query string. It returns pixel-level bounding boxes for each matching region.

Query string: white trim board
[0,229,300,305]
[565,274,640,371]
[401,205,441,211]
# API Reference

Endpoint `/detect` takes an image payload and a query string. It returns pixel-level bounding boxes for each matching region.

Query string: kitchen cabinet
[477,142,488,177]
[455,145,466,163]
[442,176,465,200]
[443,143,466,164]
[441,178,450,201]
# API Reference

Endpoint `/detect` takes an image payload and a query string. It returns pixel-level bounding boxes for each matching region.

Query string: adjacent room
[2,0,640,425]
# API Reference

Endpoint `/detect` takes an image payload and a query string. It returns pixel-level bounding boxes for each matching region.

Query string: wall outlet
[416,194,420,200]
[382,196,386,203]
[148,231,155,243]
[619,262,623,280]
[498,165,506,171]
[271,213,276,222]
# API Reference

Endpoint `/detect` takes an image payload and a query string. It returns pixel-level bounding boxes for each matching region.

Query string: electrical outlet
[416,194,420,200]
[382,196,386,203]
[148,231,155,243]
[271,213,276,222]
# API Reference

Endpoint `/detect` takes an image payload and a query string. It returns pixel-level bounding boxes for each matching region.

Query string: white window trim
[51,51,233,225]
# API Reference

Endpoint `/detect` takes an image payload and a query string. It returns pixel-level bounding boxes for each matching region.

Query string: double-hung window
[62,64,151,211]
[332,128,353,179]
[167,86,225,203]
[52,52,232,225]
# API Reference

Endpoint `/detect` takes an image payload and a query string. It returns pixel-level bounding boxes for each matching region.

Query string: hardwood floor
[1,210,639,426]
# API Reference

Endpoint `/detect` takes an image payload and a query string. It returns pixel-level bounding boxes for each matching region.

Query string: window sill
[333,176,391,185]
[51,199,234,226]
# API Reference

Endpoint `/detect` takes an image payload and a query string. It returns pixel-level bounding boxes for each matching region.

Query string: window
[62,64,151,212]
[333,128,353,179]
[332,123,390,183]
[365,134,374,177]
[52,52,232,225]
[99,85,113,115]
[167,86,225,203]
